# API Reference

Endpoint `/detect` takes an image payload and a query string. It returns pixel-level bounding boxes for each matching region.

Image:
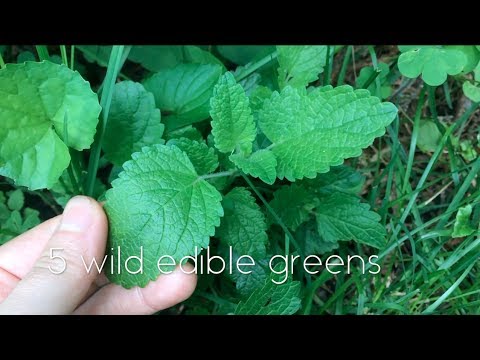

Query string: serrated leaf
[104,144,224,288]
[230,150,277,185]
[269,184,315,231]
[258,85,397,181]
[217,187,268,258]
[0,61,101,189]
[452,205,476,238]
[103,81,164,166]
[210,72,256,155]
[166,137,218,175]
[143,63,222,131]
[234,264,301,315]
[315,193,386,248]
[129,45,224,72]
[277,45,328,89]
[235,260,268,298]
[398,46,467,86]
[7,189,24,211]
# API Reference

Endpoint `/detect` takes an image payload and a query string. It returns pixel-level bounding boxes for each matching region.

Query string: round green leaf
[398,46,467,86]
[0,61,101,189]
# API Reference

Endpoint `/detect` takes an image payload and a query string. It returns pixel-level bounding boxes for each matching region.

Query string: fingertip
[141,264,197,311]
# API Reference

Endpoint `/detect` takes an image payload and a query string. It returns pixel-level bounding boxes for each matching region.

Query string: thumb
[0,196,108,315]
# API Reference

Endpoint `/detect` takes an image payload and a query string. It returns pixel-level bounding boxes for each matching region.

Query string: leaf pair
[210,71,398,184]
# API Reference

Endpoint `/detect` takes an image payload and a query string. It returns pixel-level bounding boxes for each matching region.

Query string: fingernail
[60,196,94,232]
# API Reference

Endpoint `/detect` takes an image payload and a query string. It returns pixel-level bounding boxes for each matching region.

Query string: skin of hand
[0,196,197,315]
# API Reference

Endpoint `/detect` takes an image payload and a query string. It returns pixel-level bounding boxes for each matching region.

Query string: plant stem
[35,45,50,61]
[368,45,381,98]
[361,69,381,90]
[85,45,125,197]
[198,170,236,180]
[0,52,5,69]
[70,45,75,70]
[96,46,132,98]
[402,87,426,193]
[443,81,453,110]
[67,159,80,195]
[337,45,352,86]
[241,173,303,256]
[234,51,278,82]
[323,45,332,86]
[60,45,68,66]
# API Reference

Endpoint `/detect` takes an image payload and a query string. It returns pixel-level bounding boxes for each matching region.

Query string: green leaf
[164,125,204,143]
[417,119,443,153]
[210,72,257,155]
[230,149,277,185]
[217,46,275,65]
[234,264,301,315]
[356,62,392,99]
[463,81,480,103]
[0,190,40,245]
[76,45,112,67]
[0,61,101,189]
[17,51,36,63]
[446,45,480,73]
[269,184,315,231]
[166,137,218,175]
[217,187,268,258]
[50,169,106,208]
[398,46,467,86]
[315,193,386,248]
[129,45,224,72]
[258,85,397,181]
[104,144,224,288]
[277,45,328,89]
[452,205,476,238]
[458,139,477,162]
[22,208,41,229]
[103,81,164,167]
[235,67,261,96]
[234,259,268,298]
[295,220,339,255]
[249,85,273,111]
[300,165,365,196]
[7,189,24,211]
[143,63,222,131]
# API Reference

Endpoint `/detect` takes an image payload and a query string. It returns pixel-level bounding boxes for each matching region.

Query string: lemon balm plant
[4,45,477,315]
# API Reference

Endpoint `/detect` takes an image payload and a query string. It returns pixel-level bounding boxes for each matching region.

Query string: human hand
[0,196,197,315]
